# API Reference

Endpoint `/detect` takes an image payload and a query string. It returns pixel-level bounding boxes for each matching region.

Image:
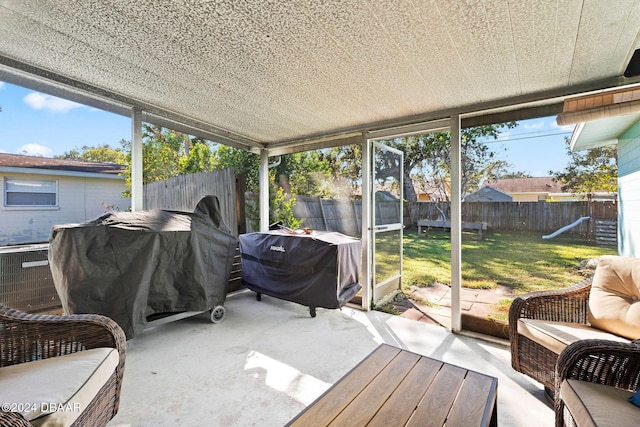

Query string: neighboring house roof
[0,153,125,176]
[482,177,562,194]
[464,186,512,202]
[375,190,398,201]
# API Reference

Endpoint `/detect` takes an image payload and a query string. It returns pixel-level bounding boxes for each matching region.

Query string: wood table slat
[286,344,401,427]
[366,356,444,427]
[287,344,498,427]
[328,349,421,427]
[406,364,467,427]
[446,371,498,427]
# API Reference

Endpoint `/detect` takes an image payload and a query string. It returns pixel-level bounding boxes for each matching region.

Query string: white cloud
[23,92,83,113]
[18,144,53,157]
[549,120,575,132]
[523,121,545,129]
[0,81,5,89]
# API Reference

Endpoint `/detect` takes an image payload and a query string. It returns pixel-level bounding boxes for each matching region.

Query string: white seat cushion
[560,379,639,427]
[518,319,630,354]
[0,347,118,426]
[589,255,640,340]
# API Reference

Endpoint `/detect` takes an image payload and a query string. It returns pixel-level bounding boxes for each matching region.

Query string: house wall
[618,121,640,258]
[1,172,130,245]
[510,193,542,202]
[548,194,584,202]
[511,193,583,202]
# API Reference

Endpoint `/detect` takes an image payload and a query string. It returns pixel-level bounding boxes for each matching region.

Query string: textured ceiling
[1,0,640,152]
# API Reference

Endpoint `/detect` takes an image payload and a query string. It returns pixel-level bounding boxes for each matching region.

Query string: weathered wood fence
[144,169,239,235]
[408,201,612,233]
[246,196,412,236]
[293,196,362,236]
[144,170,616,241]
[288,199,617,237]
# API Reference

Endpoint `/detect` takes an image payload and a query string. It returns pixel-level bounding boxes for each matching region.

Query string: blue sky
[0,81,574,176]
[482,118,575,176]
[0,82,130,158]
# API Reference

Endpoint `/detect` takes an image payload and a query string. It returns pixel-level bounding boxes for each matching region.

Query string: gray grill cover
[239,230,361,311]
[49,196,238,339]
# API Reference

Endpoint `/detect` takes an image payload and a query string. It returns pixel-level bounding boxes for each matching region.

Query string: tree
[211,144,260,191]
[498,170,532,179]
[179,142,215,174]
[120,124,217,195]
[56,144,126,164]
[330,123,517,202]
[323,144,363,196]
[210,146,303,229]
[550,138,617,195]
[271,151,338,197]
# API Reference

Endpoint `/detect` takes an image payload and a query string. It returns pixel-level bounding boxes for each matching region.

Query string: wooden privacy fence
[143,170,616,240]
[144,169,239,235]
[143,169,245,292]
[287,196,412,237]
[289,199,616,237]
[293,196,361,236]
[407,201,616,234]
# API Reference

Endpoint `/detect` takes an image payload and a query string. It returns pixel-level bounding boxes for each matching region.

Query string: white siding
[617,121,640,257]
[0,173,130,245]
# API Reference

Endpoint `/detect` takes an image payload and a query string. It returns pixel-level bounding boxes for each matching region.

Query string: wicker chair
[0,304,126,426]
[509,278,594,396]
[555,339,640,427]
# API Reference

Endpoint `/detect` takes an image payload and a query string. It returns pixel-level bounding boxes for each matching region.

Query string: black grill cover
[239,231,361,311]
[49,196,238,339]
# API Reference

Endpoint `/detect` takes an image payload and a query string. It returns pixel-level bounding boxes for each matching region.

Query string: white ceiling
[2,0,640,153]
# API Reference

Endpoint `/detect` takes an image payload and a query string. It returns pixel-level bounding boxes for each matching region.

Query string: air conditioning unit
[0,243,60,312]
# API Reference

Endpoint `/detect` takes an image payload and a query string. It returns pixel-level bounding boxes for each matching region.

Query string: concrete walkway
[396,283,515,329]
[108,289,552,426]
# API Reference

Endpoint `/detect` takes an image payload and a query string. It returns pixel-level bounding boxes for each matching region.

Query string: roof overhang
[570,112,640,151]
[3,1,640,154]
[564,86,640,151]
[0,166,124,180]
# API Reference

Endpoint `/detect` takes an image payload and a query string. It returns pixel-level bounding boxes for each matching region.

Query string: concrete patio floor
[108,289,553,426]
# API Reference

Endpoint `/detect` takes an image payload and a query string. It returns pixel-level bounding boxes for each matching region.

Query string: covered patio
[2,1,640,425]
[107,290,552,426]
[2,0,639,327]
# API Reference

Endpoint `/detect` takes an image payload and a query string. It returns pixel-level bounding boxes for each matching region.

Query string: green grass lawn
[401,227,617,295]
[374,228,617,321]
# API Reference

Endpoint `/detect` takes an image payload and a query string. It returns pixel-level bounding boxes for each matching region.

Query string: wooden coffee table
[287,343,498,427]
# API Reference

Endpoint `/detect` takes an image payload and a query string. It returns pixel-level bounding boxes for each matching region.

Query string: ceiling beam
[267,133,363,157]
[140,113,262,152]
[0,61,131,117]
[4,54,640,155]
[461,103,564,128]
[0,56,262,150]
[265,75,640,152]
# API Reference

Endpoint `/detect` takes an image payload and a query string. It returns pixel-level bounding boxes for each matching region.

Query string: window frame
[4,177,59,208]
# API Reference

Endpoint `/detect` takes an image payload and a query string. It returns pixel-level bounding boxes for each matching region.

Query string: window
[4,178,57,207]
